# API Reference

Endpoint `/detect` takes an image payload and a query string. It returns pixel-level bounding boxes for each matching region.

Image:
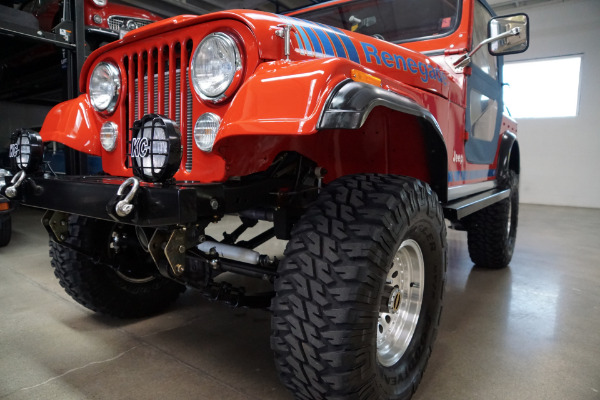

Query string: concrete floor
[0,204,598,400]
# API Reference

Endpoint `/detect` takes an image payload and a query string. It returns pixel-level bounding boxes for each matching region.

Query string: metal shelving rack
[0,0,87,173]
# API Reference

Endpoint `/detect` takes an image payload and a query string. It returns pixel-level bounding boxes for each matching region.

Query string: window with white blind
[503,55,582,118]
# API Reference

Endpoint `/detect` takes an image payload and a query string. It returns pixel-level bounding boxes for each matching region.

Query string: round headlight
[89,62,120,113]
[191,32,242,101]
[9,129,43,173]
[92,0,107,7]
[194,113,221,152]
[130,115,182,182]
[100,122,118,152]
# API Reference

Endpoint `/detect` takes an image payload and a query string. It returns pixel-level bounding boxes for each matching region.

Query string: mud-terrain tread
[0,214,11,247]
[271,174,446,400]
[50,216,184,318]
[466,171,519,269]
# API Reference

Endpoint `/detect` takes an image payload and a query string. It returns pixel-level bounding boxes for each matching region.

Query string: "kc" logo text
[131,137,150,158]
[9,144,20,158]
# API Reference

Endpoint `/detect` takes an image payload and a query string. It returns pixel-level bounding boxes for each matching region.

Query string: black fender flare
[497,130,520,182]
[318,80,448,201]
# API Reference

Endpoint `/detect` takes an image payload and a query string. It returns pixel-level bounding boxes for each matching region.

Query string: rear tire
[465,171,519,269]
[50,215,185,318]
[271,174,446,400]
[0,213,11,247]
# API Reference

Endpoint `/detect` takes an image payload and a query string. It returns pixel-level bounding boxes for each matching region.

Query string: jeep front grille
[124,41,194,172]
[107,16,153,32]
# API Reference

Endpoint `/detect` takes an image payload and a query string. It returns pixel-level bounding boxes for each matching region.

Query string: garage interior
[1,0,599,399]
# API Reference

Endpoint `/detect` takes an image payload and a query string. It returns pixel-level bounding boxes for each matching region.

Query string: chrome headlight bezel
[89,62,121,114]
[190,32,243,103]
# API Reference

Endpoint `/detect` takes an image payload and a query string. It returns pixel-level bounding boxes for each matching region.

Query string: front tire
[50,216,185,318]
[271,174,446,400]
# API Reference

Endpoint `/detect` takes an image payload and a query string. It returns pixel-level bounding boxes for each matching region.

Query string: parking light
[100,122,118,152]
[194,113,221,152]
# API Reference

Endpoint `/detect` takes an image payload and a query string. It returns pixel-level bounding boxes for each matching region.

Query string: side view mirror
[489,13,529,55]
[453,13,530,69]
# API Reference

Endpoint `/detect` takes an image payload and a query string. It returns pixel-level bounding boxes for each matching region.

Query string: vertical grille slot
[137,50,145,121]
[124,39,194,174]
[186,83,193,171]
[168,44,176,122]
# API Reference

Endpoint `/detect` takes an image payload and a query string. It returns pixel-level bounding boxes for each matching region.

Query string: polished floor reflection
[0,205,598,400]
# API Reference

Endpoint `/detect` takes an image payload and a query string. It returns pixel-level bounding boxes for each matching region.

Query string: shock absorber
[197,241,271,266]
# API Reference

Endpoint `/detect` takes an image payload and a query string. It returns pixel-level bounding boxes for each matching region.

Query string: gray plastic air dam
[197,241,261,265]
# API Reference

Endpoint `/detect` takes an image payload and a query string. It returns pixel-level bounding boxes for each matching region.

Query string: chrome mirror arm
[454,27,521,69]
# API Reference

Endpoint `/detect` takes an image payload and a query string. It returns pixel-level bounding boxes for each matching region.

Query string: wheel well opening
[216,107,448,201]
[297,106,447,200]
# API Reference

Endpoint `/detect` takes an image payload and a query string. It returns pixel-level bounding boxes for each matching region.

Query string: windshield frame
[287,0,464,45]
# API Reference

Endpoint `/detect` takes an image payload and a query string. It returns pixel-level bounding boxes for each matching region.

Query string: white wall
[501,0,600,208]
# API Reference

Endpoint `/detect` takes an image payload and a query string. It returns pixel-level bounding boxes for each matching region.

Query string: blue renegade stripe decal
[283,16,332,56]
[447,169,496,182]
[323,25,361,63]
[300,25,322,54]
[336,34,360,63]
[295,25,313,53]
[280,18,448,85]
[293,32,305,53]
[315,22,348,59]
[360,42,448,85]
[284,17,361,61]
[311,27,336,56]
[286,17,336,57]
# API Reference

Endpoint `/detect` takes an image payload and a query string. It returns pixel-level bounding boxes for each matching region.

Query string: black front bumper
[1,175,282,226]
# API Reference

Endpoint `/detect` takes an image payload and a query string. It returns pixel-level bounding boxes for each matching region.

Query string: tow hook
[4,170,26,198]
[114,177,140,217]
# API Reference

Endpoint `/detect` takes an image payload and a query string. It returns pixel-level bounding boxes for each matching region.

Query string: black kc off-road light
[9,129,43,173]
[129,114,182,182]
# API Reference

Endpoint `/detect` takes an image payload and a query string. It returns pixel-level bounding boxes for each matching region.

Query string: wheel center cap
[388,287,401,313]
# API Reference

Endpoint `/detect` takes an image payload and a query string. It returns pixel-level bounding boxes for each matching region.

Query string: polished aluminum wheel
[377,239,425,367]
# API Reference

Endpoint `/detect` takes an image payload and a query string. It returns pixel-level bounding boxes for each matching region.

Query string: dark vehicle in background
[21,0,162,49]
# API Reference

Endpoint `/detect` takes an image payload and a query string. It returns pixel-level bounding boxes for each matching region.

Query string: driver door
[465,1,504,165]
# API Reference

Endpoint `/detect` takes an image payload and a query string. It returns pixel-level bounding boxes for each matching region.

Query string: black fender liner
[497,130,520,181]
[318,80,448,202]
